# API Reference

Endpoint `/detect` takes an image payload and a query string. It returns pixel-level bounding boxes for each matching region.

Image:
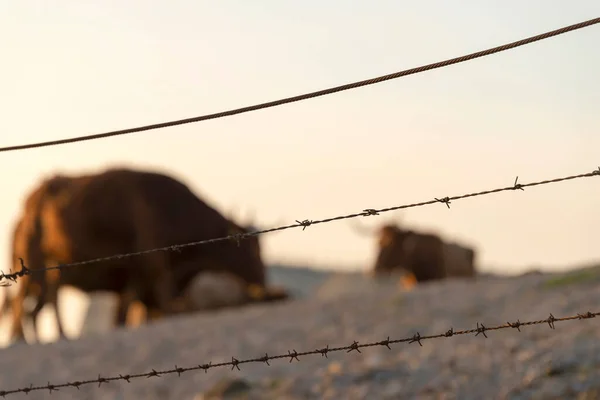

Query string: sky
[0,0,599,287]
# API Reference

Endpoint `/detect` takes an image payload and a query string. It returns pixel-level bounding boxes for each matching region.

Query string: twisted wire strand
[0,17,598,153]
[0,310,596,396]
[2,167,598,286]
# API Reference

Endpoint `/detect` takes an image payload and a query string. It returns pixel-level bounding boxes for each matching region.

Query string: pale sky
[1,1,599,280]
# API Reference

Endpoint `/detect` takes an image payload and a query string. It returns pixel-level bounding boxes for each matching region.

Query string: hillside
[0,265,598,399]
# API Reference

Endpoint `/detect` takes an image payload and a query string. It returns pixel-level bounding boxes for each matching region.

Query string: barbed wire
[0,310,596,397]
[1,17,598,153]
[1,167,598,286]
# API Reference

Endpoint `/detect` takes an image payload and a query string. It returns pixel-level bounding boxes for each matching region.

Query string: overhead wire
[0,17,598,153]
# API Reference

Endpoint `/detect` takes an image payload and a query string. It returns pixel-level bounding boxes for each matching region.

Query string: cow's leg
[136,242,176,318]
[28,300,45,343]
[22,279,45,343]
[115,285,138,327]
[151,258,176,316]
[8,275,31,343]
[125,299,147,328]
[45,268,67,339]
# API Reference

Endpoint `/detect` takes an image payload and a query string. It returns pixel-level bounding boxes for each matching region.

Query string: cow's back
[403,232,447,281]
[117,169,229,248]
[32,172,138,292]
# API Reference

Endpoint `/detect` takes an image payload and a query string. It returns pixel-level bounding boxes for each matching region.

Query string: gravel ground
[0,267,599,399]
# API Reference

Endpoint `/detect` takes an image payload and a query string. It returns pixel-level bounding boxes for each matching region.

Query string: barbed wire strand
[1,17,599,153]
[0,310,596,397]
[2,167,598,286]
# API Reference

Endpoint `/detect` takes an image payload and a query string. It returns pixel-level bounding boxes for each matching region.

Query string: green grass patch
[542,266,600,289]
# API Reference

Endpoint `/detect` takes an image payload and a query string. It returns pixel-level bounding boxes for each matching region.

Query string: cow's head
[372,224,414,276]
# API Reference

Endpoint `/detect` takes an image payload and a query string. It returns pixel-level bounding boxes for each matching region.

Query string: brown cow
[372,224,447,282]
[5,167,285,343]
[350,220,479,282]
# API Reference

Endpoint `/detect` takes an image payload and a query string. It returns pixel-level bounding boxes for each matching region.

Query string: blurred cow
[372,224,447,282]
[350,220,477,283]
[4,167,288,343]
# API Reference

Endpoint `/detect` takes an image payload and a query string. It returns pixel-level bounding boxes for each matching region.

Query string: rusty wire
[1,167,598,286]
[1,17,599,153]
[0,310,596,396]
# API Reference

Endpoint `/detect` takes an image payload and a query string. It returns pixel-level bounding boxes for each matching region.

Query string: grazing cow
[5,167,286,343]
[372,224,447,282]
[442,241,477,278]
[350,220,479,282]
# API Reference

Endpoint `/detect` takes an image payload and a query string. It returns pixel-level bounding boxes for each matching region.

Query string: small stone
[202,378,253,399]
[327,361,343,375]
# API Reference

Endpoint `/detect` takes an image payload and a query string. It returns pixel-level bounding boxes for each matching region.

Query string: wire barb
[378,337,392,350]
[147,370,160,379]
[295,220,312,230]
[362,209,379,216]
[512,176,524,191]
[547,313,556,329]
[409,332,423,346]
[0,17,598,153]
[200,363,211,373]
[260,353,271,366]
[288,350,300,362]
[508,320,522,332]
[578,312,595,320]
[347,341,361,353]
[1,167,599,286]
[475,322,488,338]
[435,197,451,208]
[317,345,330,358]
[97,375,107,387]
[174,365,184,377]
